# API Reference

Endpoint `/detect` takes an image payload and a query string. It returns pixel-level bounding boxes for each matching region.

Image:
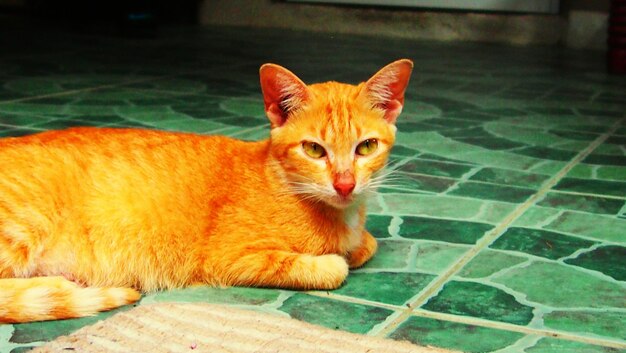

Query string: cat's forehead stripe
[354,125,362,137]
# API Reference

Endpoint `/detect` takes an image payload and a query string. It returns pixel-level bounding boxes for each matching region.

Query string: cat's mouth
[328,193,356,209]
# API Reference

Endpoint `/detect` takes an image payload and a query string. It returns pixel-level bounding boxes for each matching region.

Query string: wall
[562,0,610,50]
[560,0,610,12]
[0,0,26,7]
[0,0,610,49]
[199,0,610,49]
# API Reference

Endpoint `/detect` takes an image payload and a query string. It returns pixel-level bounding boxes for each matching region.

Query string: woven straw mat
[33,303,460,353]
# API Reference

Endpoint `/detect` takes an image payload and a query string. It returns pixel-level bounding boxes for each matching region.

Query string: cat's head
[260,59,413,209]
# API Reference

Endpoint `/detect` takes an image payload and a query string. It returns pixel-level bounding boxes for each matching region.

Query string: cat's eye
[356,139,378,156]
[302,141,327,158]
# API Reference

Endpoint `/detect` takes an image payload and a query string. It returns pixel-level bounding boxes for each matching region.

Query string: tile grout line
[372,116,625,339]
[305,291,405,312]
[411,309,626,350]
[549,189,626,201]
[0,62,254,106]
[0,73,195,105]
[306,289,626,349]
[0,81,159,106]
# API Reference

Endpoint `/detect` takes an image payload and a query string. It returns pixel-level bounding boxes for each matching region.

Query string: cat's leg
[346,230,378,269]
[219,251,349,290]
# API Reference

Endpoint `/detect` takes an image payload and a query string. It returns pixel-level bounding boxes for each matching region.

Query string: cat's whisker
[288,181,328,192]
[368,175,407,183]
[369,185,407,191]
[362,171,409,187]
[368,172,402,185]
[283,181,335,202]
[294,193,327,205]
[369,177,406,185]
[359,173,413,195]
[372,168,403,179]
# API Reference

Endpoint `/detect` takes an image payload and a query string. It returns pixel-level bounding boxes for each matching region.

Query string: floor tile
[333,272,436,306]
[595,166,626,181]
[593,143,626,156]
[469,167,550,189]
[397,158,473,178]
[514,146,579,162]
[542,311,626,341]
[380,172,456,194]
[413,242,469,274]
[591,157,626,172]
[544,212,626,243]
[382,194,482,219]
[482,124,569,147]
[0,127,40,137]
[448,181,536,203]
[492,261,625,310]
[524,337,625,353]
[278,293,394,334]
[390,145,420,157]
[397,131,543,171]
[422,280,534,325]
[364,215,393,238]
[398,216,494,244]
[1,18,625,353]
[0,112,50,126]
[550,129,600,141]
[537,192,624,215]
[1,74,140,98]
[141,286,281,306]
[489,227,598,260]
[564,245,626,281]
[442,129,525,150]
[389,315,525,353]
[458,249,528,279]
[554,178,626,197]
[362,239,414,269]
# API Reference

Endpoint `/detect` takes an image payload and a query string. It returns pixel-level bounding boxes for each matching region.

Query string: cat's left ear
[362,59,414,124]
[259,64,309,128]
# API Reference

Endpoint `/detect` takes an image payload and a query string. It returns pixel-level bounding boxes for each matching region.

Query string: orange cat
[0,59,413,323]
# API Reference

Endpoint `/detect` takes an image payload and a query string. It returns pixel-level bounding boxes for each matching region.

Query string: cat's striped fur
[0,59,412,323]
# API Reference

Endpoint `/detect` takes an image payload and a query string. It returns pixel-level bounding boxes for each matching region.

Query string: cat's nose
[333,171,356,197]
[334,182,355,197]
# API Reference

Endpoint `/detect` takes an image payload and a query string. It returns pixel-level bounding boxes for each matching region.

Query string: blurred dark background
[0,0,624,73]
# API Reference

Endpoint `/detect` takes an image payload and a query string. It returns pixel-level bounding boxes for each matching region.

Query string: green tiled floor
[1,17,625,353]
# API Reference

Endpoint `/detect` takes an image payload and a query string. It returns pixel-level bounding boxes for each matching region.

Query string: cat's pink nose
[333,172,356,197]
[334,182,355,197]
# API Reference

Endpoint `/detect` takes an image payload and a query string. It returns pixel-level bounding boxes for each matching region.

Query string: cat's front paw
[347,231,378,269]
[295,254,349,290]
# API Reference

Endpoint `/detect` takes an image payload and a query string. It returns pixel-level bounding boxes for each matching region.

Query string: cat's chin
[326,194,358,209]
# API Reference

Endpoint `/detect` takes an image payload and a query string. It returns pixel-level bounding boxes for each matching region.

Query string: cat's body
[0,60,413,323]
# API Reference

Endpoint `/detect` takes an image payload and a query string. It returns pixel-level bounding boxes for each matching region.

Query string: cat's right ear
[362,59,413,124]
[259,64,309,128]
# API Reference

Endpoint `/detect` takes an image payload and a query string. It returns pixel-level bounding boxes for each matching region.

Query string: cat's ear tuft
[362,59,413,124]
[259,64,309,128]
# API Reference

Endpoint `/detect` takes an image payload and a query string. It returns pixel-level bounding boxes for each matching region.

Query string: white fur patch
[21,287,53,317]
[343,206,362,252]
[368,67,399,104]
[277,73,306,113]
[2,221,31,244]
[71,288,105,315]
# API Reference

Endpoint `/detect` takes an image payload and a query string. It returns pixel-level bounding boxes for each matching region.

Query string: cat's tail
[0,276,141,323]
